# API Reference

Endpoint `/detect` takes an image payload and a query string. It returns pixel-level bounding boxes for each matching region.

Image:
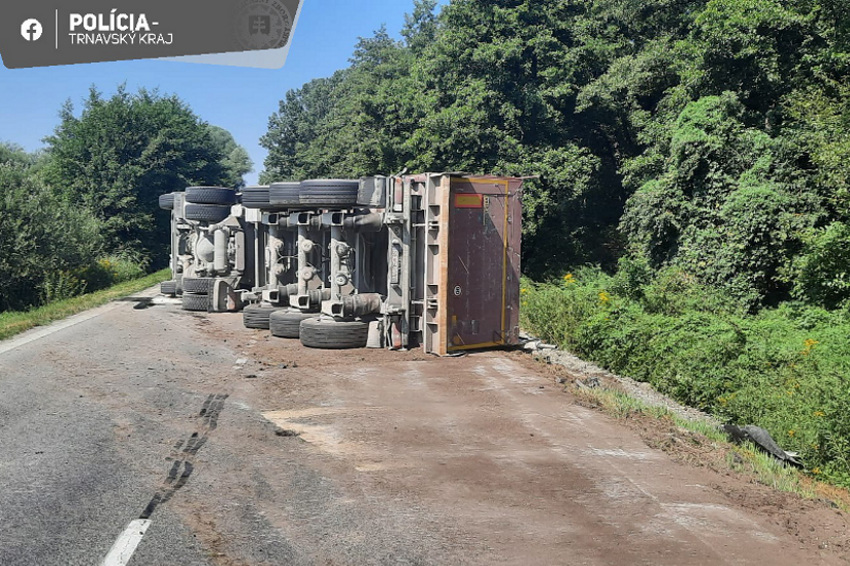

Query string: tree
[260,74,345,182]
[402,0,439,53]
[44,86,233,265]
[208,125,253,189]
[0,144,103,311]
[258,0,850,305]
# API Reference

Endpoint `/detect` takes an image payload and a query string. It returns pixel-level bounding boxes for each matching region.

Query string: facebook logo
[249,15,270,36]
[21,19,43,42]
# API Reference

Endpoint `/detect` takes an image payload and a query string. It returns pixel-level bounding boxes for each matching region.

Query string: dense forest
[0,87,251,312]
[261,0,850,310]
[258,0,850,484]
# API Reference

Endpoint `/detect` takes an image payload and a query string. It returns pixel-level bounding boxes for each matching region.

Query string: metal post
[330,225,342,300]
[296,225,309,297]
[267,224,285,288]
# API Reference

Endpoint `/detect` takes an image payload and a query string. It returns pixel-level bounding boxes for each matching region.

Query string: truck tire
[269,182,301,206]
[299,317,369,349]
[240,186,272,209]
[299,179,358,208]
[243,304,280,329]
[182,277,214,294]
[158,193,175,210]
[184,204,231,223]
[185,186,237,205]
[269,309,315,339]
[160,280,177,296]
[181,292,209,312]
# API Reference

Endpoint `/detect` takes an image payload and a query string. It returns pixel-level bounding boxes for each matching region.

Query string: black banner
[0,0,302,69]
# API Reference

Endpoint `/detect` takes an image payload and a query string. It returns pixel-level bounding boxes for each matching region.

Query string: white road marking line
[0,287,160,357]
[0,304,119,357]
[100,519,151,566]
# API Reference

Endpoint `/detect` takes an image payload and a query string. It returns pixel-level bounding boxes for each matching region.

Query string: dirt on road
[169,306,848,566]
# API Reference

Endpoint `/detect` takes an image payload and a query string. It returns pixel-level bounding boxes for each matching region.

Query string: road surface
[0,291,846,565]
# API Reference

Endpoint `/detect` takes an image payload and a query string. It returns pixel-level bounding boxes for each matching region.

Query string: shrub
[522,268,850,487]
[41,270,88,304]
[792,222,850,309]
[78,252,149,294]
[0,156,104,312]
[98,252,148,285]
[620,94,819,309]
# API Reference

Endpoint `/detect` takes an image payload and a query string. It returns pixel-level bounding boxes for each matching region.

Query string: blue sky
[0,0,446,185]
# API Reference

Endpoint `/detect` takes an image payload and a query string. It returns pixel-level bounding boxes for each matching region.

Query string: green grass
[522,267,850,488]
[570,383,827,504]
[0,268,170,341]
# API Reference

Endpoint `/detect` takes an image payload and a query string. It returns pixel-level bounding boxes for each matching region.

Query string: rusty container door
[445,176,522,353]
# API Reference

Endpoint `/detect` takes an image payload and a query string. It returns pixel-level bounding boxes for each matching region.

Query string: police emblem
[234,1,292,50]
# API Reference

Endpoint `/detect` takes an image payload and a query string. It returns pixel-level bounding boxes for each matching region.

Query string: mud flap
[212,279,242,312]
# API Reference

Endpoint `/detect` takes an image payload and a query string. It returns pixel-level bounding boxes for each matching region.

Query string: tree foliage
[262,0,850,308]
[44,86,246,264]
[0,144,103,311]
[0,88,248,311]
[209,125,254,189]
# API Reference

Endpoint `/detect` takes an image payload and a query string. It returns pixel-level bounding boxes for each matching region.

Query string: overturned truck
[158,173,524,355]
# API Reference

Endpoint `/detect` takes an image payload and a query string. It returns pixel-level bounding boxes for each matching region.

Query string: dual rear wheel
[244,306,369,349]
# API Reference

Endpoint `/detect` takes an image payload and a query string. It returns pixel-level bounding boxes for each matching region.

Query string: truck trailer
[158,172,523,356]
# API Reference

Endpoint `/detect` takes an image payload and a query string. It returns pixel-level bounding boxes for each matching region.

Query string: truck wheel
[160,280,177,296]
[158,193,175,210]
[240,185,271,209]
[185,186,237,205]
[269,182,301,206]
[269,309,315,339]
[243,304,280,329]
[181,292,209,312]
[182,277,214,294]
[184,204,231,223]
[299,179,358,208]
[299,317,369,349]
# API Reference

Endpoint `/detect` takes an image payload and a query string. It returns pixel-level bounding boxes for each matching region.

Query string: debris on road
[575,376,601,389]
[723,424,804,467]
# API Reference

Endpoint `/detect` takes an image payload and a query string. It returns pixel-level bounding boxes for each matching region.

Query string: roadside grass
[521,269,850,489]
[568,380,849,511]
[0,268,170,341]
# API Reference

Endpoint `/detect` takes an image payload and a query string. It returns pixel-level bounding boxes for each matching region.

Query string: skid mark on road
[99,393,228,566]
[141,393,228,519]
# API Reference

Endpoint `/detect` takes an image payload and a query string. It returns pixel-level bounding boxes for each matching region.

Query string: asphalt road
[0,294,468,566]
[0,295,223,565]
[0,291,845,565]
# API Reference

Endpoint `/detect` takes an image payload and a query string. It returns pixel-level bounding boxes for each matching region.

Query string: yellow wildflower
[801,338,819,356]
[563,273,575,284]
[598,291,611,304]
[812,467,821,475]
[788,429,796,437]
[814,411,825,417]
